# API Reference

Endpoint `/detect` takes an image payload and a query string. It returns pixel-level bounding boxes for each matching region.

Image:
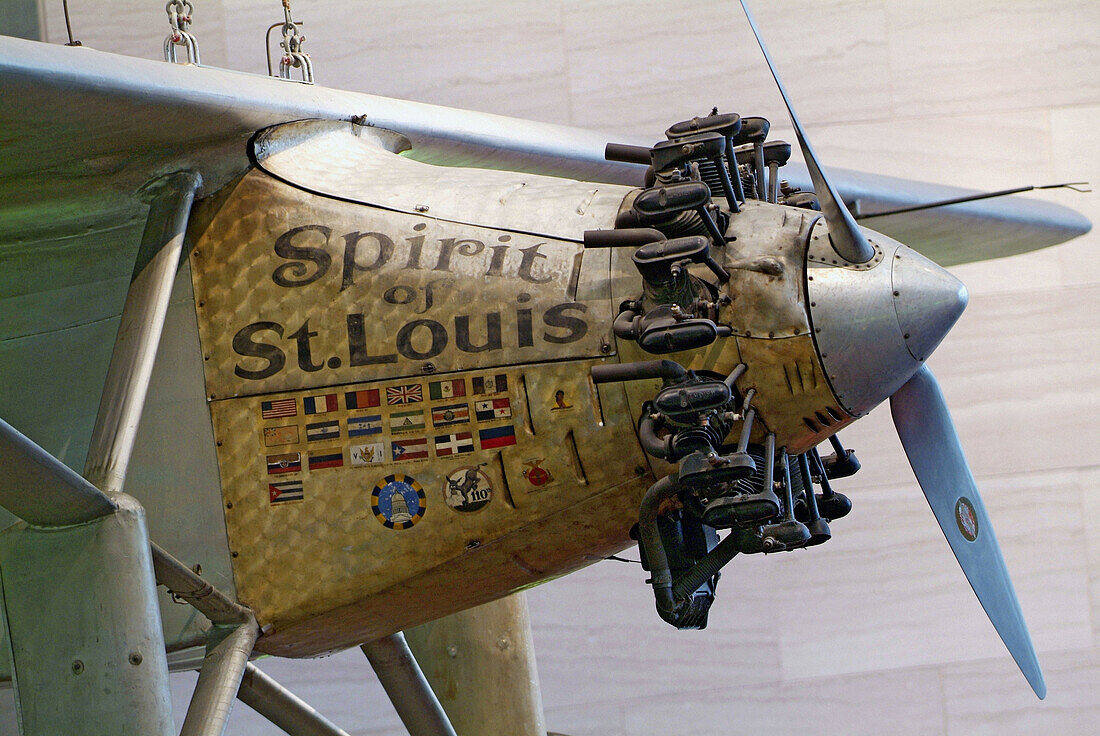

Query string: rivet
[226,502,233,509]
[893,291,900,297]
[231,551,239,558]
[128,652,143,666]
[447,645,458,657]
[422,362,436,374]
[904,333,910,339]
[71,660,84,675]
[497,638,510,650]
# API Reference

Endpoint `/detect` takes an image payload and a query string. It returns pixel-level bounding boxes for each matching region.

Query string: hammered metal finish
[192,166,657,655]
[189,171,613,400]
[211,359,650,656]
[254,120,632,243]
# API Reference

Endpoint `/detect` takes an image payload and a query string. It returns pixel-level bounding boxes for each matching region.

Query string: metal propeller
[890,366,1045,698]
[737,0,875,264]
[737,0,1044,698]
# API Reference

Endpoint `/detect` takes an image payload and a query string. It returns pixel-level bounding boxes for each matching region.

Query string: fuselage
[109,119,950,658]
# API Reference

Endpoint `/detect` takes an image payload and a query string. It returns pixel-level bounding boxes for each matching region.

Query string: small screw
[497,637,510,650]
[599,340,611,354]
[422,362,436,374]
[447,645,458,658]
[231,551,239,558]
[415,204,430,212]
[71,660,84,675]
[226,502,233,509]
[128,652,143,666]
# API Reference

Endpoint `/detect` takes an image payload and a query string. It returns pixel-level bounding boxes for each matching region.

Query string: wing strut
[237,662,354,736]
[83,170,201,494]
[362,634,458,736]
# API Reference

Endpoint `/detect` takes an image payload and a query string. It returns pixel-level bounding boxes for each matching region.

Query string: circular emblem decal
[522,458,554,487]
[955,497,978,542]
[443,466,492,513]
[371,474,426,530]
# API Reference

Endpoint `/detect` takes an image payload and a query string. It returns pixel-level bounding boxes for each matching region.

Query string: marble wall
[9,1,1099,733]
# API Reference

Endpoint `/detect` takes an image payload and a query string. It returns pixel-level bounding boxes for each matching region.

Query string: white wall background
[11,1,1099,734]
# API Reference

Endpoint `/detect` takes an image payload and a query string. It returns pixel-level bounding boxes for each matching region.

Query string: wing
[0,35,1088,266]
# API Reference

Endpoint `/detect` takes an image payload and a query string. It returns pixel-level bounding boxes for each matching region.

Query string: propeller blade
[737,1,875,264]
[890,365,1045,698]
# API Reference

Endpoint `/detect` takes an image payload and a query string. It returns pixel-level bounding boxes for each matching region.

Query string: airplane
[0,1,1092,734]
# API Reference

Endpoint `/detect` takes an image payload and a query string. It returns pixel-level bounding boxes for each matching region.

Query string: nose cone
[807,240,968,417]
[892,247,968,362]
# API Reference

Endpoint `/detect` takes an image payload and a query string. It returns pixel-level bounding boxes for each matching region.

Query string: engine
[587,110,965,629]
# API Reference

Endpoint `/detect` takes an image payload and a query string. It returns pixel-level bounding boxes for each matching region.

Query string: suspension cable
[62,0,81,46]
[163,0,201,65]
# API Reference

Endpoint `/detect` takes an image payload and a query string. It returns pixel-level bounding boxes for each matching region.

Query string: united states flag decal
[261,398,297,419]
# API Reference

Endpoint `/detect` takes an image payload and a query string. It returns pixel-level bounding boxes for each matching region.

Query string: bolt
[71,660,84,675]
[128,652,143,666]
